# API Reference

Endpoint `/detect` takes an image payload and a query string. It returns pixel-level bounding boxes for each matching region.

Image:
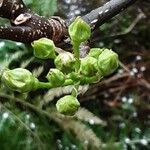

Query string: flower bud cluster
[1,17,120,116]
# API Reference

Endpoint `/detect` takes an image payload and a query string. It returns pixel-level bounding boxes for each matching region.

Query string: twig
[109,11,146,37]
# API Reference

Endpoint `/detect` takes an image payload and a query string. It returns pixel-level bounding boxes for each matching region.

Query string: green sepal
[88,48,104,59]
[67,72,80,83]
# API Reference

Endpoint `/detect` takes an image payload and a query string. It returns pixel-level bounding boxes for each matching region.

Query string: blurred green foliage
[24,0,57,17]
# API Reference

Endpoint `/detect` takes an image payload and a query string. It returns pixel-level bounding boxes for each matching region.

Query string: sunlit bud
[32,38,56,59]
[88,48,104,59]
[2,68,38,93]
[46,69,65,87]
[97,49,119,76]
[69,16,91,44]
[56,95,80,116]
[54,52,76,73]
[80,56,98,77]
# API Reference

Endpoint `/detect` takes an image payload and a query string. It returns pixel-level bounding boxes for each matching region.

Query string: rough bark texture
[0,0,67,43]
[0,0,137,43]
[82,0,137,30]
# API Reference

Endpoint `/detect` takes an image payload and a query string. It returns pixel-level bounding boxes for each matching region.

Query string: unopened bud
[80,56,98,77]
[67,72,80,82]
[97,49,119,76]
[69,17,91,44]
[46,69,65,87]
[56,95,80,116]
[54,52,76,73]
[88,48,104,59]
[2,68,38,93]
[32,38,56,59]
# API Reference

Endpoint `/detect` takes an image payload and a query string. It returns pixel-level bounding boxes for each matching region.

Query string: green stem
[37,82,53,89]
[36,79,74,90]
[36,75,101,91]
[73,42,81,72]
[63,79,74,86]
[81,75,102,84]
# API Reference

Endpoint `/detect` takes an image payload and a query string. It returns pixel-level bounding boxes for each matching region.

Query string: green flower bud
[32,38,56,59]
[54,52,76,73]
[46,69,65,87]
[69,16,91,44]
[97,49,119,76]
[80,56,98,77]
[88,48,104,59]
[1,68,38,93]
[67,72,80,82]
[56,95,80,116]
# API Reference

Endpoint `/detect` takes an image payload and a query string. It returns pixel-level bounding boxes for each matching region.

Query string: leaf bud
[97,49,119,76]
[32,38,56,59]
[46,69,65,87]
[56,95,80,116]
[1,68,38,93]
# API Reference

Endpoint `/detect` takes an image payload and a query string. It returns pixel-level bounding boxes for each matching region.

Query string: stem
[63,79,74,86]
[73,42,81,72]
[81,75,102,84]
[37,82,53,89]
[36,79,74,90]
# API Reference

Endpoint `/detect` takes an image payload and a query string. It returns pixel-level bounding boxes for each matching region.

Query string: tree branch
[0,0,27,20]
[0,0,67,43]
[0,0,138,43]
[82,0,138,30]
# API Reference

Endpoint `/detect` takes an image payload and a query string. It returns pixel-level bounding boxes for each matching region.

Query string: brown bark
[0,0,137,43]
[0,0,67,43]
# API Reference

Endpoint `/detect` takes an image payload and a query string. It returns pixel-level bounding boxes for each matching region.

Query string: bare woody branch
[0,0,67,43]
[0,0,138,43]
[82,0,138,30]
